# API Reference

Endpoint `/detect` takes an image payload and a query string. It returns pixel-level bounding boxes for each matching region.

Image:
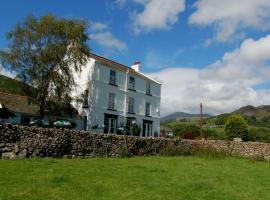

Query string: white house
[73,53,161,137]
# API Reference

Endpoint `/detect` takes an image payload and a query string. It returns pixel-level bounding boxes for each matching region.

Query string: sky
[1,0,270,116]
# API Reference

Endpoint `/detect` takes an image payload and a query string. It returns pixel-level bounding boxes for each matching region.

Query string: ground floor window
[104,114,118,134]
[142,120,153,137]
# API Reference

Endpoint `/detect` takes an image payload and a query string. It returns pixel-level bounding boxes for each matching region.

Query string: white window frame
[108,93,115,110]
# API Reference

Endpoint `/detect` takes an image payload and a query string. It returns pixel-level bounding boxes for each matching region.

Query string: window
[82,89,89,108]
[108,93,115,110]
[145,102,151,116]
[109,70,116,85]
[128,97,134,113]
[146,81,151,95]
[129,76,135,90]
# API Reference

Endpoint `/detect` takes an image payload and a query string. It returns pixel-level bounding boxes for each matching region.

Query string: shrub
[225,114,248,141]
[248,127,270,142]
[118,146,130,158]
[171,123,200,139]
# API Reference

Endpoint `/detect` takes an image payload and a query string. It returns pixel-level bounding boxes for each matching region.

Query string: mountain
[233,105,270,118]
[161,112,212,122]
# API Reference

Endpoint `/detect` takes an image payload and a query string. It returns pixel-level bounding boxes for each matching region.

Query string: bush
[248,127,270,142]
[225,114,249,141]
[203,128,226,140]
[171,123,200,139]
[118,146,130,158]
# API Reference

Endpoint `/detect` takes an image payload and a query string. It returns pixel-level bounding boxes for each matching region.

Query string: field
[1,156,270,200]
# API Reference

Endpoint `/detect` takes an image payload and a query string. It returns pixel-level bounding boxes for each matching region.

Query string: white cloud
[90,31,127,52]
[189,0,270,42]
[115,0,127,7]
[0,66,16,78]
[89,21,127,53]
[132,0,185,33]
[90,22,108,32]
[147,35,270,116]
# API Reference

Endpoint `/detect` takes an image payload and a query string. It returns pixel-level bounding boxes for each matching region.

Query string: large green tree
[0,14,90,118]
[225,114,248,141]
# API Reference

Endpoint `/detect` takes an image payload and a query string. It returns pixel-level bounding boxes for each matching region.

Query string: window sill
[127,112,136,115]
[108,108,117,111]
[146,93,152,96]
[128,88,136,92]
[109,83,118,87]
[145,115,152,117]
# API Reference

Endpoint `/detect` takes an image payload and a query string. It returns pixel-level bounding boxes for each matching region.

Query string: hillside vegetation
[0,74,29,95]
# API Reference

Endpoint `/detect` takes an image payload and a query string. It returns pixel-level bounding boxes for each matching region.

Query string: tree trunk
[39,97,46,119]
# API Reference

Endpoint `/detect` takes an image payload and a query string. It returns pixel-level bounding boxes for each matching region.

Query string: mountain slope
[233,105,270,118]
[161,112,212,122]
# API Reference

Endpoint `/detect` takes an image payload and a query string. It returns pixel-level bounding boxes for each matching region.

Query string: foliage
[170,122,200,139]
[214,114,230,126]
[118,146,130,158]
[0,74,31,95]
[0,14,90,118]
[248,127,270,143]
[203,128,226,140]
[225,114,249,141]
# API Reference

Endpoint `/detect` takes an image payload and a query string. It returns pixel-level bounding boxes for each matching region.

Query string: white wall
[73,58,161,136]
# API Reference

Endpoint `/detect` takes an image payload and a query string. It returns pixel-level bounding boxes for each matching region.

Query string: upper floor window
[108,93,115,110]
[129,76,135,90]
[145,102,151,116]
[128,97,134,113]
[109,70,116,85]
[146,81,151,95]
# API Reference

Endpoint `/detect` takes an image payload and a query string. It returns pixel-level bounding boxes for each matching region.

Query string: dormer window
[109,70,116,86]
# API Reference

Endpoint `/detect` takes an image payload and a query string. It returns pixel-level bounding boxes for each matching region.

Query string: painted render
[72,53,161,136]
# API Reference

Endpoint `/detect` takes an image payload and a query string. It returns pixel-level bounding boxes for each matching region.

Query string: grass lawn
[0,156,270,200]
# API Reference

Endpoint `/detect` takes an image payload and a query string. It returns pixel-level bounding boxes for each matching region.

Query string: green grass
[1,156,270,200]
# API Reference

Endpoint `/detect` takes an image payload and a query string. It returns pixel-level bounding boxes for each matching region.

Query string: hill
[233,105,270,118]
[161,112,212,122]
[0,74,30,95]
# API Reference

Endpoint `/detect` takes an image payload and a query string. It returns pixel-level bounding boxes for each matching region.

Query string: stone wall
[1,124,270,160]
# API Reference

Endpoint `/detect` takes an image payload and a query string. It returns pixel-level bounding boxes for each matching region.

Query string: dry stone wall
[1,124,270,160]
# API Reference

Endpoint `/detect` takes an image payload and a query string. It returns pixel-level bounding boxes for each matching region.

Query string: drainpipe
[123,69,129,122]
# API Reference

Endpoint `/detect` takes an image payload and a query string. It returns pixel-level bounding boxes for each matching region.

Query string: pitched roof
[0,91,39,115]
[89,53,162,85]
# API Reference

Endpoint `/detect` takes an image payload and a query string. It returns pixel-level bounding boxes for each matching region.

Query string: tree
[215,114,230,126]
[0,14,90,118]
[225,114,248,141]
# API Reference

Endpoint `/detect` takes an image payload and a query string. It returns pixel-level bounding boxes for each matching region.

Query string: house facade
[73,53,161,136]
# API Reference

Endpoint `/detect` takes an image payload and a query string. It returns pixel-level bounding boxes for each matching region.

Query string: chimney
[131,61,141,72]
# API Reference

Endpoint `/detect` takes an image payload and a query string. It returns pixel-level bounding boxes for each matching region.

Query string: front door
[104,114,118,134]
[142,120,152,137]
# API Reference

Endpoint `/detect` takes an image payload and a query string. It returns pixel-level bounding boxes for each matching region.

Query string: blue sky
[1,0,270,115]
